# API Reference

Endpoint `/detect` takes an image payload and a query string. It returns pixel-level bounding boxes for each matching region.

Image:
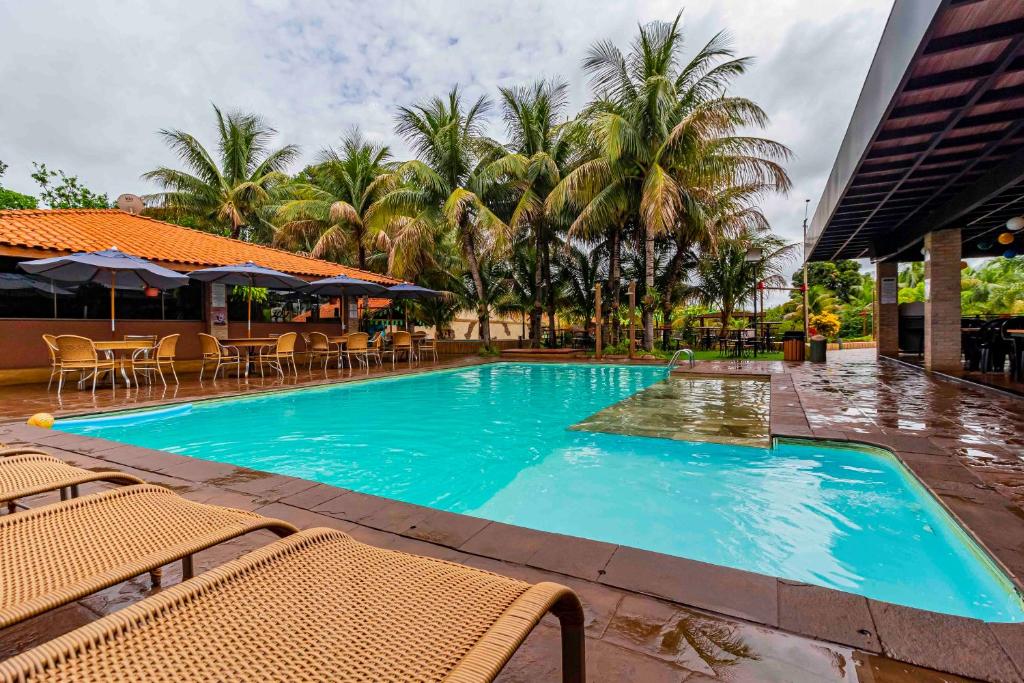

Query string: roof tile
[0,209,398,283]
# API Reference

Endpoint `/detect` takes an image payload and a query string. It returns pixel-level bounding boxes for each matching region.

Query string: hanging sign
[880,277,897,305]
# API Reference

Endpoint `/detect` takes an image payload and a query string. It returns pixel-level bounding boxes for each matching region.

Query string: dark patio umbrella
[303,275,389,297]
[18,247,188,331]
[304,275,390,332]
[385,283,441,300]
[187,262,307,337]
[384,283,442,331]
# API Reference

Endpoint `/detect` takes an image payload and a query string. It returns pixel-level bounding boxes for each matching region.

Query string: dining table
[222,337,277,377]
[92,340,155,388]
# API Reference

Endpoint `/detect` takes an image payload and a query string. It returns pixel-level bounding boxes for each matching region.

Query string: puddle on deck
[572,376,771,447]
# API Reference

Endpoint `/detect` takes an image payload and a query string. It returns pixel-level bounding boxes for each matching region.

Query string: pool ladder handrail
[665,348,695,374]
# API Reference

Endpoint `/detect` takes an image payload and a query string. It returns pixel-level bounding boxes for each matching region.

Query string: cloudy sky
[0,0,893,290]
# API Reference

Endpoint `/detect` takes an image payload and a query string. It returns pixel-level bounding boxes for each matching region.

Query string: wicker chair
[257,331,298,377]
[0,451,145,514]
[53,335,116,395]
[198,333,241,381]
[131,334,180,387]
[415,332,438,363]
[340,332,370,374]
[383,330,415,369]
[306,331,339,372]
[0,528,585,683]
[368,331,385,366]
[41,334,60,390]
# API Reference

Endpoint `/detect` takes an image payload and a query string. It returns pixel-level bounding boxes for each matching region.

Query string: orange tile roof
[0,209,399,284]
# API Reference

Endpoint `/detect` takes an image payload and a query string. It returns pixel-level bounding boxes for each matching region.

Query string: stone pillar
[924,227,961,373]
[874,261,899,358]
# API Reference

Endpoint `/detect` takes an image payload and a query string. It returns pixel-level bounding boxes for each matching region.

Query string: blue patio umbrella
[187,261,308,337]
[303,275,390,332]
[384,283,442,331]
[18,247,188,331]
[385,283,442,300]
[303,275,389,297]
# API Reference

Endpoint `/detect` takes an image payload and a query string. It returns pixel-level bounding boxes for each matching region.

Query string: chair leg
[170,362,179,385]
[551,592,586,683]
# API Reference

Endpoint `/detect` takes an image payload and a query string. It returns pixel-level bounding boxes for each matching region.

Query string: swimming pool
[58,362,1024,622]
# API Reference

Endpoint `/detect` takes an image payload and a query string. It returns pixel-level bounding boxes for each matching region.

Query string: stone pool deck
[0,349,1022,681]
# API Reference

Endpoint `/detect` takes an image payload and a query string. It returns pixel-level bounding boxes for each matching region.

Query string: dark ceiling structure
[806,0,1024,263]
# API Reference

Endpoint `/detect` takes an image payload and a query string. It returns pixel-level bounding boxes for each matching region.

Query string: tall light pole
[802,199,810,338]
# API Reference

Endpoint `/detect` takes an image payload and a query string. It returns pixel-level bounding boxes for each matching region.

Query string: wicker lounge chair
[0,452,145,513]
[0,484,297,630]
[0,527,585,682]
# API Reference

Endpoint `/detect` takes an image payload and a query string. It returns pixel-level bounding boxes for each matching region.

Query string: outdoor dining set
[961,316,1024,382]
[16,247,443,396]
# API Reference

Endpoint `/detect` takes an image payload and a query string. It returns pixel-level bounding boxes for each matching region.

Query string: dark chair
[999,317,1024,380]
[977,320,1009,374]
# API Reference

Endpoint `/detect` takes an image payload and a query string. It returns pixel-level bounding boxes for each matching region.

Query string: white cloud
[0,0,892,298]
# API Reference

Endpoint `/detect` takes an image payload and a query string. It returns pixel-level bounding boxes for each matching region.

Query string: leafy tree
[696,229,795,332]
[550,13,790,349]
[144,104,299,241]
[274,129,391,268]
[0,160,38,209]
[30,163,109,208]
[792,260,862,302]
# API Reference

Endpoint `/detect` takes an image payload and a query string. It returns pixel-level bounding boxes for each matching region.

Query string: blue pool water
[59,363,1024,622]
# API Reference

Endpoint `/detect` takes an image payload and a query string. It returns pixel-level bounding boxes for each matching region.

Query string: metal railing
[665,348,695,375]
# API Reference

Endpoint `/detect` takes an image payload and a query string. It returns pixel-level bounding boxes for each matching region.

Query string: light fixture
[1004,249,1017,259]
[977,240,993,251]
[998,232,1015,245]
[144,286,160,298]
[960,260,968,270]
[744,247,763,262]
[1006,216,1024,232]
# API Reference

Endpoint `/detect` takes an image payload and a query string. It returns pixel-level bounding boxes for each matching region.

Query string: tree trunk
[357,242,367,271]
[643,228,655,351]
[461,230,490,347]
[608,225,621,345]
[531,226,543,348]
[661,249,686,347]
[542,233,556,347]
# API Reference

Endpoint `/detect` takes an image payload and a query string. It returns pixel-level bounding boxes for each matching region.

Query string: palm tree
[369,87,510,347]
[490,79,587,346]
[273,129,391,268]
[549,14,791,349]
[696,229,796,332]
[558,242,606,329]
[144,105,299,241]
